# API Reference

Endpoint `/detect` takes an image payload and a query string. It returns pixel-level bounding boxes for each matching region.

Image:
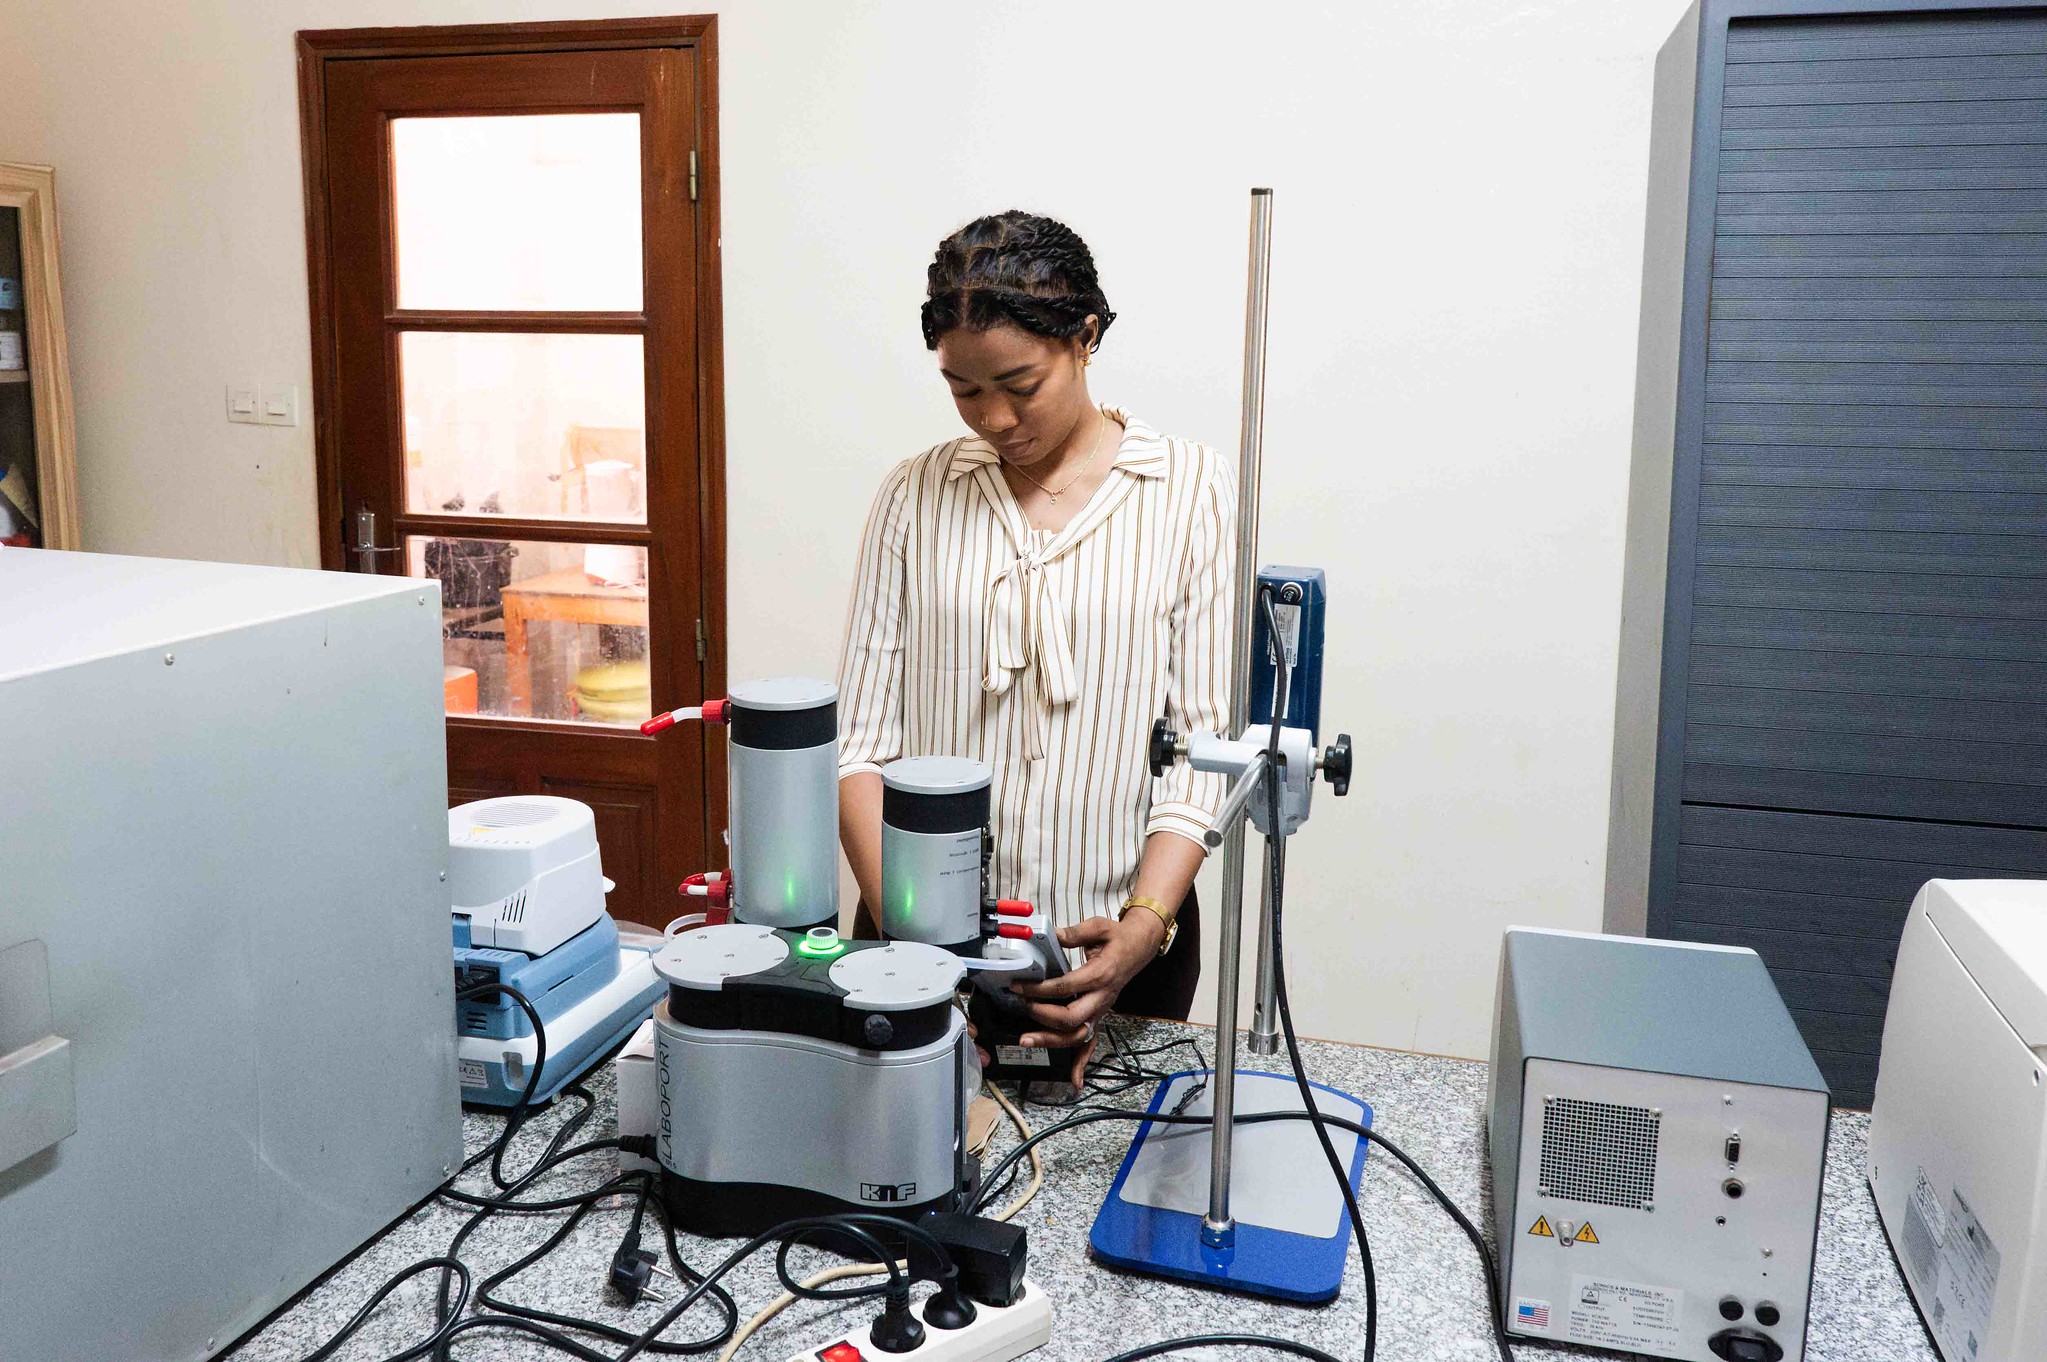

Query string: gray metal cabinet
[1610,0,2047,1106]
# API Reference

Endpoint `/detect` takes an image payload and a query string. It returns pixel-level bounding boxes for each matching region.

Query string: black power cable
[294,1257,473,1362]
[294,981,743,1362]
[1253,579,1512,1362]
[1103,1338,1345,1362]
[1254,587,1379,1362]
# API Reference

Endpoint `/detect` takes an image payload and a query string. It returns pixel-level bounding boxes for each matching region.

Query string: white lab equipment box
[1867,880,2047,1362]
[0,548,463,1361]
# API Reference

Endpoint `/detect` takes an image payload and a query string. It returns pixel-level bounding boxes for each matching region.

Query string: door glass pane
[410,535,650,726]
[401,331,645,522]
[392,113,643,312]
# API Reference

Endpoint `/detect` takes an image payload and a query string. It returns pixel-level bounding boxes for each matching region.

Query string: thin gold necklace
[1006,407,1111,505]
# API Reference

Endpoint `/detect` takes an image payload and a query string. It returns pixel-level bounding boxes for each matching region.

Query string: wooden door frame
[294,14,729,853]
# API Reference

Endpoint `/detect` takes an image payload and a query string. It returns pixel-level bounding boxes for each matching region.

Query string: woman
[837,211,1235,1084]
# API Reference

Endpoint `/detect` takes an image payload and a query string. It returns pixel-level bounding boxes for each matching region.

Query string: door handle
[351,504,404,573]
[0,939,77,1174]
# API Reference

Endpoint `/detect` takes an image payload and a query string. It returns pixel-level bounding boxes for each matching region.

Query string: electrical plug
[867,1285,926,1353]
[608,1228,676,1306]
[922,1266,977,1330]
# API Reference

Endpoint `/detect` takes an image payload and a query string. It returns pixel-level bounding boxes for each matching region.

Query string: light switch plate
[226,383,260,424]
[259,384,298,427]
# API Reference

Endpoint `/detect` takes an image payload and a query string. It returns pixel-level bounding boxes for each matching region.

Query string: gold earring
[1082,352,1092,368]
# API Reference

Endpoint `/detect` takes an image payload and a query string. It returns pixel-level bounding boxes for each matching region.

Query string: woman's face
[936,322,1094,469]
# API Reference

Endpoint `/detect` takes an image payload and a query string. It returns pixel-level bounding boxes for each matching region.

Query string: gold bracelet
[1120,895,1178,956]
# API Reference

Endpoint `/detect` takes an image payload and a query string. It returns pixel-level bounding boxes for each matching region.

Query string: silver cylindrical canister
[727,677,839,930]
[880,756,992,952]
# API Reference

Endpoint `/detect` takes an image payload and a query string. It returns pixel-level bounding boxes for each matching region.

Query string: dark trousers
[853,885,1202,1022]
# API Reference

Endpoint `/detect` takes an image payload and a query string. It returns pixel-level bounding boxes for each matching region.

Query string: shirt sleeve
[837,459,915,779]
[1146,455,1239,845]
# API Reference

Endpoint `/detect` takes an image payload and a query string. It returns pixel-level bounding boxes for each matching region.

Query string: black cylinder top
[882,755,992,833]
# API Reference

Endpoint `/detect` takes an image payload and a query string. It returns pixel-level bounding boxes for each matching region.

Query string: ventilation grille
[1538,1097,1660,1210]
[471,801,558,829]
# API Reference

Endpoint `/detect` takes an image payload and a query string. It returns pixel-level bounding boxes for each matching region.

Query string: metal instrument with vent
[450,795,664,1105]
[1487,928,1830,1362]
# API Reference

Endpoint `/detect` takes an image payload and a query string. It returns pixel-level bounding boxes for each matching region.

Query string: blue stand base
[1088,1070,1371,1304]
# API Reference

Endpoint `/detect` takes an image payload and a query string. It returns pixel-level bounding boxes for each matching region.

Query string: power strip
[781,1278,1051,1362]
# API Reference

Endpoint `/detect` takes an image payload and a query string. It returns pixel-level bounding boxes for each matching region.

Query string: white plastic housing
[1867,880,2047,1362]
[449,795,609,956]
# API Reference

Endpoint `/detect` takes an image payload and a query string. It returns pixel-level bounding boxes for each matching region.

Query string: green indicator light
[796,927,847,958]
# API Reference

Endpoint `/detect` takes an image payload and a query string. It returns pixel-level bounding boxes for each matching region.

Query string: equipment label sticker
[1909,1171,2000,1362]
[1566,1276,1683,1354]
[457,1058,488,1089]
[1512,1297,1552,1332]
[1572,1221,1600,1245]
[1527,1215,1554,1237]
[995,1045,1051,1068]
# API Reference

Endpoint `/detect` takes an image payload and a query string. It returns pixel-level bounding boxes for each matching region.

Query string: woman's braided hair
[921,211,1116,353]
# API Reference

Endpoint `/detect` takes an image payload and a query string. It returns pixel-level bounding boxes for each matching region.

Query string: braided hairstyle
[921,211,1116,353]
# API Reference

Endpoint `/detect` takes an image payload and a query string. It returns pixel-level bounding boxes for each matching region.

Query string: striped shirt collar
[945,406,1170,481]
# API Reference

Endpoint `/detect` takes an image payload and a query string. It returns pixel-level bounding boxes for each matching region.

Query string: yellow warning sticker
[1573,1221,1600,1245]
[1528,1216,1554,1237]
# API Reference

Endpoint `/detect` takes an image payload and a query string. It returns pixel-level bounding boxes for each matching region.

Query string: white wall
[0,0,1692,1059]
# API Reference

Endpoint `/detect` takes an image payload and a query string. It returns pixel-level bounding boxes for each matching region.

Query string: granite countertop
[224,1021,1933,1362]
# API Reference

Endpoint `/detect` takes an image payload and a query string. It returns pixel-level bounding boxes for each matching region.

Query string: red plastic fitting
[640,712,678,736]
[994,899,1034,918]
[996,922,1034,940]
[702,698,730,724]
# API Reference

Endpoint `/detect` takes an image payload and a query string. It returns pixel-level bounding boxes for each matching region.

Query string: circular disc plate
[828,941,966,1011]
[653,923,790,989]
[882,754,991,796]
[727,676,838,711]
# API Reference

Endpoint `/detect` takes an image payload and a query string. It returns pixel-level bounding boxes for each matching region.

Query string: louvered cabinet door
[1647,4,2047,1106]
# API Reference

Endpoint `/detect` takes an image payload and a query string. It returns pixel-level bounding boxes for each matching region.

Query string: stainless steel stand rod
[1247,839,1281,1054]
[1204,186,1274,1244]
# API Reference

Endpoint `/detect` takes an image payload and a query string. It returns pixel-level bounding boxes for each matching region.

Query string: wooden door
[300,22,725,927]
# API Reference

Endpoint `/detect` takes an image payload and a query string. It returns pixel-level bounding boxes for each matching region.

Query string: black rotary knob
[1322,733,1353,796]
[1148,717,1179,777]
[862,1013,894,1047]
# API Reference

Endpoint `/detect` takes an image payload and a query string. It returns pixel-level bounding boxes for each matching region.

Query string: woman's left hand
[1009,912,1165,1085]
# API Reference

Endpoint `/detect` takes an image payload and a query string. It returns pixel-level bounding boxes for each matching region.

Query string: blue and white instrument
[449,796,662,1106]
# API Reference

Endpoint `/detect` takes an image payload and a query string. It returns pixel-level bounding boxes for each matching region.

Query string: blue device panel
[1248,566,1325,741]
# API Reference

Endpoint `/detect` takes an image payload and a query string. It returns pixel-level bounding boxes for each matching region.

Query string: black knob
[863,1013,894,1047]
[1322,733,1353,796]
[1754,1303,1780,1328]
[1719,1298,1744,1321]
[1148,717,1179,777]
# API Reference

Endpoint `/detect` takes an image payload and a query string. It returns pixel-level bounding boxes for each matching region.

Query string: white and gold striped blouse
[837,406,1237,935]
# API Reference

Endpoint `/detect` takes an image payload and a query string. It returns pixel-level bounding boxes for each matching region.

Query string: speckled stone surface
[222,1023,1934,1362]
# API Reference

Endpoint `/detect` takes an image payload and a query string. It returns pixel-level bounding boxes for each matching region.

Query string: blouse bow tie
[984,545,1079,759]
